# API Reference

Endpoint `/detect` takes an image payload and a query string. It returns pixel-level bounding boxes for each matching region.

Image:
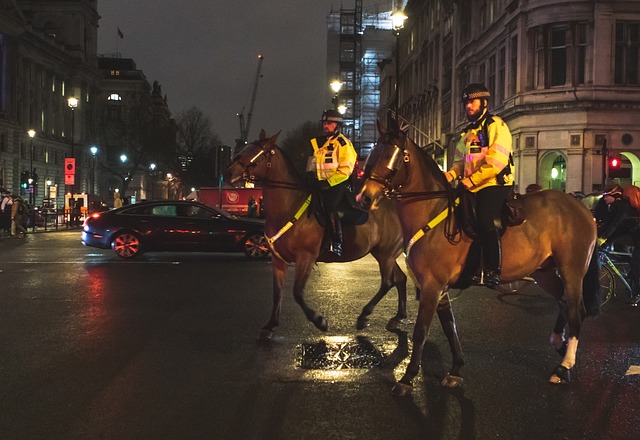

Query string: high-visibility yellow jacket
[446,112,513,192]
[310,133,357,187]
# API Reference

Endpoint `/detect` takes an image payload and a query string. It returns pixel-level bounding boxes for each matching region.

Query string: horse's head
[357,119,409,210]
[223,129,281,185]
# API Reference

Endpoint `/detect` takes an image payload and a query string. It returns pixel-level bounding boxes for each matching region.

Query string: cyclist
[597,185,640,303]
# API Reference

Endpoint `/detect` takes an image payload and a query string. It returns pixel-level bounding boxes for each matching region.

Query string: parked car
[81,200,270,259]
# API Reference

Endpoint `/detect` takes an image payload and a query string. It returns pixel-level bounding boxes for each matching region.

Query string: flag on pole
[117,27,124,39]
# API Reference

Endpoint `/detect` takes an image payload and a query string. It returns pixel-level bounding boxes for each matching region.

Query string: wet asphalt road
[0,230,639,440]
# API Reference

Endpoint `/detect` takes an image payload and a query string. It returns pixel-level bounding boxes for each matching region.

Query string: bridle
[366,134,451,204]
[365,133,462,247]
[233,141,302,191]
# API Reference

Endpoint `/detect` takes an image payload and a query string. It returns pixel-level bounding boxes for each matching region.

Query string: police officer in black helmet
[305,109,358,256]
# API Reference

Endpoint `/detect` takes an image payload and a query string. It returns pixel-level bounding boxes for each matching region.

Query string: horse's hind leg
[356,258,407,330]
[535,268,584,384]
[260,256,288,339]
[292,257,328,332]
[531,269,568,354]
[436,292,465,388]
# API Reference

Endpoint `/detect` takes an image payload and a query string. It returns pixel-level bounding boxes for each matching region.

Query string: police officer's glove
[316,179,331,190]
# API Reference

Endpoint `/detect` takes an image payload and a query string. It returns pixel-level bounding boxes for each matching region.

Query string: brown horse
[223,130,464,381]
[357,120,600,396]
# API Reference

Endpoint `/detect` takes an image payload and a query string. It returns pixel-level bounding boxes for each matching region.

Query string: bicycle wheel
[598,264,615,306]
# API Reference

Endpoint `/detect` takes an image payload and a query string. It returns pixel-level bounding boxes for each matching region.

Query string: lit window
[108,93,122,101]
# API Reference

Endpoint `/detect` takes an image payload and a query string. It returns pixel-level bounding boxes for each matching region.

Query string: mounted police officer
[305,109,357,256]
[444,83,514,288]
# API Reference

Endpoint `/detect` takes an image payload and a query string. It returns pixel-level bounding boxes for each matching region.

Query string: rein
[369,137,462,246]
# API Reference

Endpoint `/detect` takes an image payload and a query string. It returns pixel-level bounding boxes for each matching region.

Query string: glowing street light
[391,10,408,116]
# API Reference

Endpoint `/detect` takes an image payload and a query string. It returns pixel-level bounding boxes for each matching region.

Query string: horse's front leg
[392,286,440,396]
[293,256,328,332]
[436,291,465,388]
[259,255,287,339]
[357,258,408,330]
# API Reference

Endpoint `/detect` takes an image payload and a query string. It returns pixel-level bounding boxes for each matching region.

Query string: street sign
[64,174,75,185]
[65,158,76,175]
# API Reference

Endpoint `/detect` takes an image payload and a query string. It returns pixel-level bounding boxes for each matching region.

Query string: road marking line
[625,365,640,375]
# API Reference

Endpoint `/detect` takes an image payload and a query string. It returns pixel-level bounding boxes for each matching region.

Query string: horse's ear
[259,129,267,140]
[389,116,400,134]
[268,130,281,145]
[377,119,387,136]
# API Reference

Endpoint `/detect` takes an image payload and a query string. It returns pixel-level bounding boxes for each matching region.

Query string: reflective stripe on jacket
[310,133,357,186]
[449,113,513,192]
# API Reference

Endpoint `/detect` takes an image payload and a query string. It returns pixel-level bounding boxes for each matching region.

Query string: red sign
[64,174,75,185]
[65,158,76,175]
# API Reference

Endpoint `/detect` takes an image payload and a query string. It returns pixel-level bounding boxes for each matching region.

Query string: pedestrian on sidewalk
[11,196,27,238]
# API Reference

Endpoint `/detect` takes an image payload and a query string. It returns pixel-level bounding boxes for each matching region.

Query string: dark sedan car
[81,200,270,259]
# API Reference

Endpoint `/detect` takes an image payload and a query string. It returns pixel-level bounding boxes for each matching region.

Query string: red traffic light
[610,157,620,168]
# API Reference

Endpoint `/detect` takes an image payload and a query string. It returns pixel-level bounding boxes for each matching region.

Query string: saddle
[451,189,526,289]
[309,187,369,227]
[454,188,525,240]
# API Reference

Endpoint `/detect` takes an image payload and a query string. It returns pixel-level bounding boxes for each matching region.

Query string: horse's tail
[582,248,601,317]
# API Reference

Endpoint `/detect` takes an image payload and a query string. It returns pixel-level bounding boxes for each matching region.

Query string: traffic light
[608,154,631,179]
[20,171,29,189]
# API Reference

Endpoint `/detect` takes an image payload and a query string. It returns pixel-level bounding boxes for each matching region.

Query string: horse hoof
[391,381,413,397]
[258,329,273,340]
[386,319,401,331]
[441,373,465,388]
[356,317,369,330]
[315,316,328,332]
[549,364,571,384]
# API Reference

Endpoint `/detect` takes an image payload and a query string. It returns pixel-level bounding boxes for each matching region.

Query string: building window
[108,93,122,101]
[340,41,355,63]
[535,23,588,88]
[550,25,567,86]
[575,23,587,85]
[488,54,496,101]
[615,21,640,85]
[107,105,122,121]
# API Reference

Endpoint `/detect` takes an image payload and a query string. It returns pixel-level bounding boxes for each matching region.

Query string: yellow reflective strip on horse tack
[266,194,312,247]
[405,197,460,258]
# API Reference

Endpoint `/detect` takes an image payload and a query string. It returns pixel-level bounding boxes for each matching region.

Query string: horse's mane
[270,143,304,182]
[411,139,448,188]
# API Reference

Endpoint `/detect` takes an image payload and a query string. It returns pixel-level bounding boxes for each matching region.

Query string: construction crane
[235,54,264,153]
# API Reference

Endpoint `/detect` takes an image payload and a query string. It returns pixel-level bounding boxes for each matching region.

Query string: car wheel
[112,232,142,258]
[244,233,270,259]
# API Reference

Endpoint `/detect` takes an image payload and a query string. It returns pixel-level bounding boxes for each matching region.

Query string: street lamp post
[120,154,128,199]
[67,97,78,202]
[391,10,407,118]
[90,146,98,195]
[330,79,343,110]
[27,129,35,205]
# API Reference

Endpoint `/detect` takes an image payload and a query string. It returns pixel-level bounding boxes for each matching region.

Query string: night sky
[98,1,394,146]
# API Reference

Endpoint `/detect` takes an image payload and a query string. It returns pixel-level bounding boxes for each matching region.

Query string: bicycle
[598,243,640,306]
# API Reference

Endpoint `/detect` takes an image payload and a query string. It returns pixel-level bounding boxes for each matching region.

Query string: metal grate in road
[297,336,384,370]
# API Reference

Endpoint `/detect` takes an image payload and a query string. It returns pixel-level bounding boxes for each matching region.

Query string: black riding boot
[329,211,343,256]
[482,229,502,288]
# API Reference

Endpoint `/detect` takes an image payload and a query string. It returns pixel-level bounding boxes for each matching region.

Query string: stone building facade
[0,0,175,209]
[389,0,640,193]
